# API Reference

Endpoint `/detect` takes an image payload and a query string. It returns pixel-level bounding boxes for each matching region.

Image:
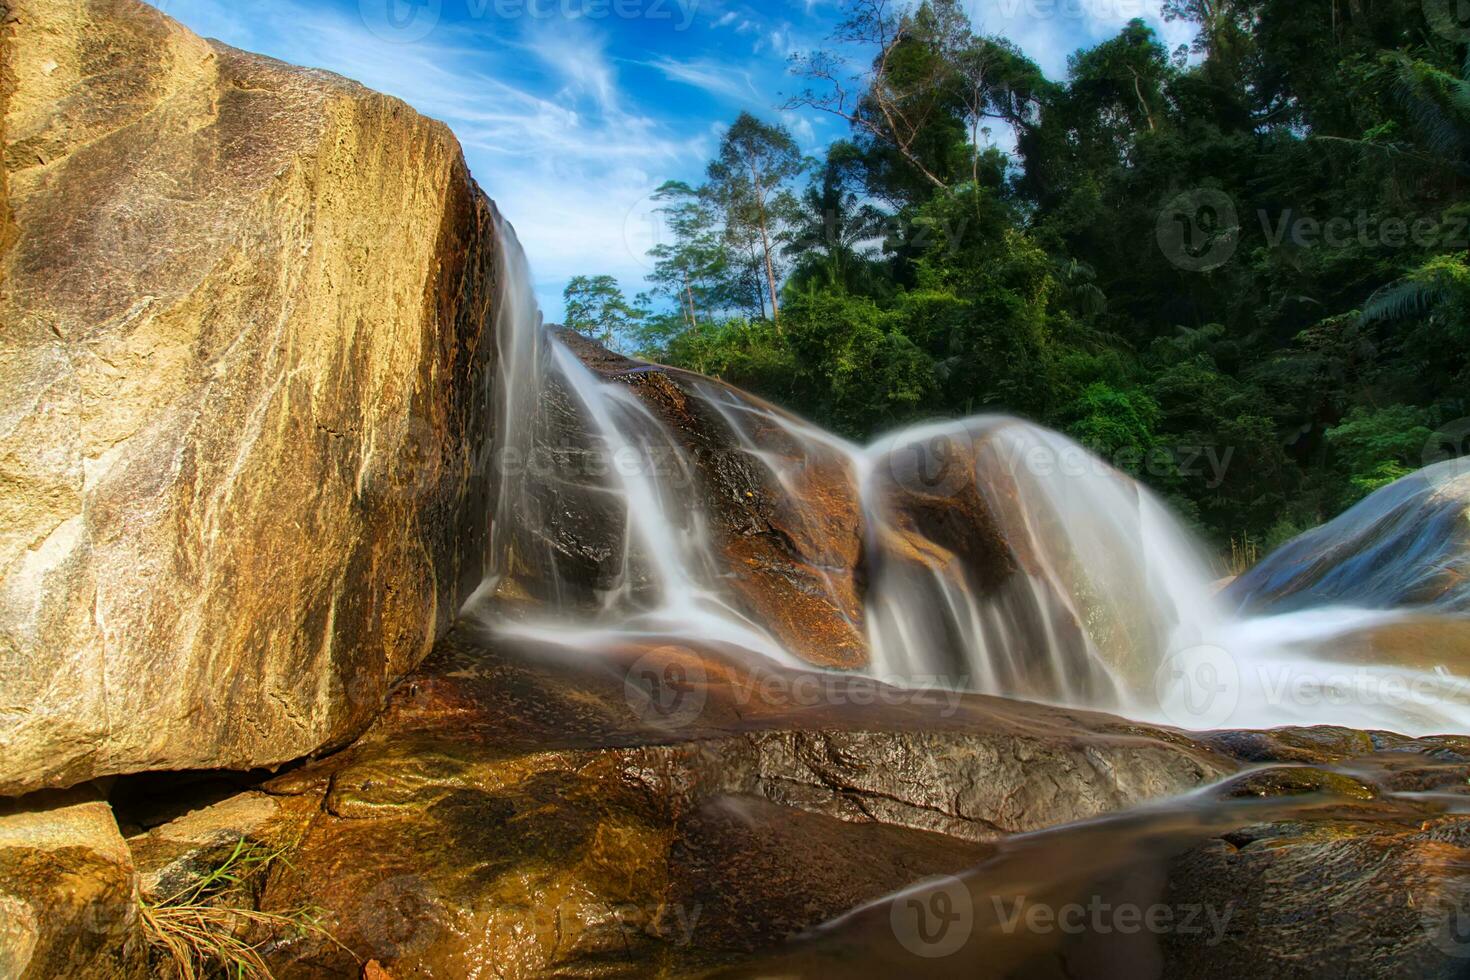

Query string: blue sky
[157,0,1192,317]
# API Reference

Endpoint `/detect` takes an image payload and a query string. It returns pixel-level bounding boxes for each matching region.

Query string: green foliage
[1325,405,1434,505]
[785,289,937,436]
[563,275,646,349]
[573,0,1470,552]
[1064,382,1163,473]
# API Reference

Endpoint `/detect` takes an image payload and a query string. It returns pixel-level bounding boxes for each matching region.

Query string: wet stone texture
[244,630,1235,976]
[1228,459,1470,615]
[0,793,145,979]
[523,330,871,669]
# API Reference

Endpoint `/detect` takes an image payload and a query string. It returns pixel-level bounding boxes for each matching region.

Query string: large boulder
[1227,459,1470,615]
[0,0,499,795]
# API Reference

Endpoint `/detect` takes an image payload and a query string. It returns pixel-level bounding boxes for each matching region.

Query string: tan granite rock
[0,793,144,978]
[0,0,499,795]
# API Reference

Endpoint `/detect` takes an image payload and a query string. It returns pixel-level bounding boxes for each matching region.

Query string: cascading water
[469,212,1470,737]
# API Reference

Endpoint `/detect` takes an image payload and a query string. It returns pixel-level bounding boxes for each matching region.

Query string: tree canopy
[567,0,1470,559]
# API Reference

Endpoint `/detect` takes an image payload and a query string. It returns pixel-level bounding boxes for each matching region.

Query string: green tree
[1326,405,1435,504]
[706,113,807,325]
[562,276,646,349]
[783,147,888,293]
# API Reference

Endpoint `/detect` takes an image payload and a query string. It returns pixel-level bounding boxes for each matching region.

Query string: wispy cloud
[643,55,760,102]
[522,21,621,113]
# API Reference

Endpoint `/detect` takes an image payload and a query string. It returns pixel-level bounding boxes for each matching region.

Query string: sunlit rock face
[1228,460,1470,615]
[0,0,499,795]
[0,793,145,979]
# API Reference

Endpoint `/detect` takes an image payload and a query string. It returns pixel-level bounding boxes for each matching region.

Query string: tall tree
[702,113,805,323]
[646,181,734,328]
[706,113,806,325]
[787,1,1046,205]
[563,275,645,349]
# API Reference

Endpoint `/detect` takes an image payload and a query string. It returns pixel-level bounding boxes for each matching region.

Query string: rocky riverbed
[4,3,1470,979]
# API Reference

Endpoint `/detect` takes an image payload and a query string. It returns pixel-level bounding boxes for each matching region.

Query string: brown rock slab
[245,630,1233,976]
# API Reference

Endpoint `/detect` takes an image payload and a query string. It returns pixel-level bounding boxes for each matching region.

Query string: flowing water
[705,763,1470,979]
[468,213,1470,739]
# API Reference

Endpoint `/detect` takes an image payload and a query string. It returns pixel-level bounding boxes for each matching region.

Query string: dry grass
[140,838,355,980]
[1226,534,1261,576]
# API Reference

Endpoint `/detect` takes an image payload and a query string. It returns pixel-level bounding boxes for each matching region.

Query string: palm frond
[1360,279,1448,324]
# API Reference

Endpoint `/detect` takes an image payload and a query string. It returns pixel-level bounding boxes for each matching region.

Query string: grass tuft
[140,837,355,979]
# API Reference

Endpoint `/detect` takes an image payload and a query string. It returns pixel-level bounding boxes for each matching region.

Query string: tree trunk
[680,272,697,329]
[758,210,780,326]
[748,169,782,330]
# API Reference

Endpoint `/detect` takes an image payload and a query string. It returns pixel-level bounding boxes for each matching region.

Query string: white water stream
[468,214,1470,737]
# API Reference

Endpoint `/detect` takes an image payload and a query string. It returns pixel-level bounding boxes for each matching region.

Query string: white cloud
[642,55,760,102]
[521,21,620,113]
[780,110,817,148]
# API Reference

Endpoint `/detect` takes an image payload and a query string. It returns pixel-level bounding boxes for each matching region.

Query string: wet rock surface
[0,0,499,796]
[1228,460,1470,614]
[496,329,870,669]
[0,792,144,979]
[711,755,1470,979]
[239,630,1230,976]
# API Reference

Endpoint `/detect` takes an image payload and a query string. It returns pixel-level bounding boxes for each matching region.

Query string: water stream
[468,213,1470,739]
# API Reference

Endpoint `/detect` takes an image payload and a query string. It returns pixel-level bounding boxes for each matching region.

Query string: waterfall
[469,213,1470,737]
